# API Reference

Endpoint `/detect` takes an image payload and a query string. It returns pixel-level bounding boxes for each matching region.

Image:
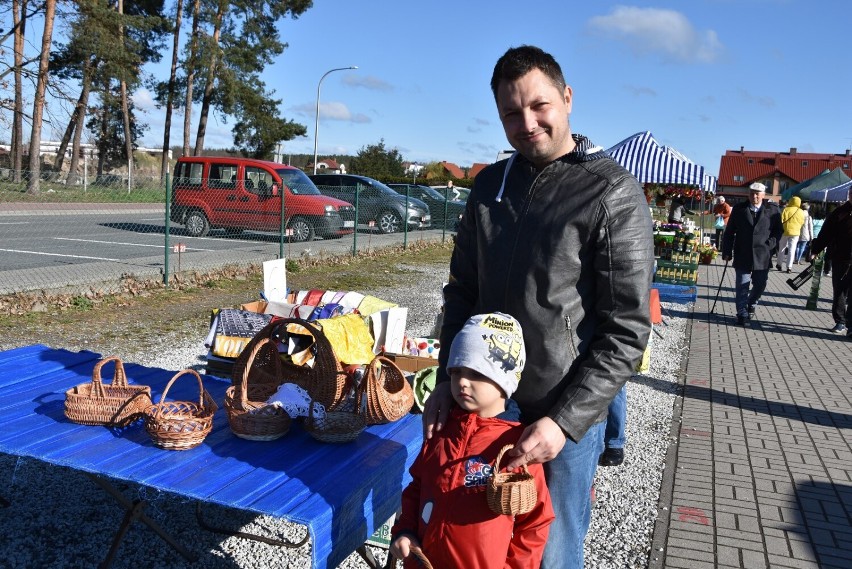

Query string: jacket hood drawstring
[495,139,606,204]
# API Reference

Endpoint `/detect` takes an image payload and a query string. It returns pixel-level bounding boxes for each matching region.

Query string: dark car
[388,183,466,230]
[309,174,431,233]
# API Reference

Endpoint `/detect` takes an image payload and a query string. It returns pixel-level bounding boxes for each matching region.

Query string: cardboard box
[240,300,268,314]
[383,352,438,373]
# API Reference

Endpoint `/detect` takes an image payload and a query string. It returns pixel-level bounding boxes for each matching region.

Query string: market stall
[607,131,718,300]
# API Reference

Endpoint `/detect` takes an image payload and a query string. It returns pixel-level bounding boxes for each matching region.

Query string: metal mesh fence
[0,170,459,298]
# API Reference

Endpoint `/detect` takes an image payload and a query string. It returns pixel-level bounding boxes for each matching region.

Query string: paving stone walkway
[653,259,851,569]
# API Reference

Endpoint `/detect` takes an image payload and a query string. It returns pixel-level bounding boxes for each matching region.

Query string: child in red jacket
[390,312,554,568]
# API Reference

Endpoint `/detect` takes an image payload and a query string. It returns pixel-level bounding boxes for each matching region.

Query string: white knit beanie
[446,312,526,397]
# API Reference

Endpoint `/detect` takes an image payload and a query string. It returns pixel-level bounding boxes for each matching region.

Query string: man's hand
[422,381,453,440]
[503,416,567,470]
[722,255,732,262]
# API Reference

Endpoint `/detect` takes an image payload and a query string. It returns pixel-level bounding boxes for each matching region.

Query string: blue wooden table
[0,345,422,568]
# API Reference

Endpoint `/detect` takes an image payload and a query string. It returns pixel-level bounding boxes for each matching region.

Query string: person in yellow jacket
[777,196,806,273]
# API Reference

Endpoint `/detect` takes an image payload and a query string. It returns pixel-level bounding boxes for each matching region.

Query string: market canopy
[606,131,717,194]
[809,179,852,203]
[781,168,851,201]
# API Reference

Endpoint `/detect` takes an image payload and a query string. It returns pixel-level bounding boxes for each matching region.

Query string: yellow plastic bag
[316,313,376,365]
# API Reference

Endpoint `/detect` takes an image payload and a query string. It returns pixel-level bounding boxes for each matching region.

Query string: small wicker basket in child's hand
[144,369,218,451]
[225,338,292,441]
[361,355,414,425]
[65,356,152,427]
[487,444,537,515]
[408,545,434,569]
[304,396,365,444]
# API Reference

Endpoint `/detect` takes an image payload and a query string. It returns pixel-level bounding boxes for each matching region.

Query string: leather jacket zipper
[564,315,578,360]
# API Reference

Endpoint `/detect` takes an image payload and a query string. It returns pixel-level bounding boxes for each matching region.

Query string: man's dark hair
[490,45,567,99]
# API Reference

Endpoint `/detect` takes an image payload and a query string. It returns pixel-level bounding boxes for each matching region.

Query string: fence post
[403,187,409,250]
[351,190,359,256]
[279,186,285,260]
[442,187,449,243]
[164,172,171,287]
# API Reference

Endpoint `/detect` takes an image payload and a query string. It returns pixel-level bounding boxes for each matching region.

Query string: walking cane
[709,259,730,315]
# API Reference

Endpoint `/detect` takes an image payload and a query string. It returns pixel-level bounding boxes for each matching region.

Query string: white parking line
[0,248,120,261]
[53,237,212,251]
[0,222,30,225]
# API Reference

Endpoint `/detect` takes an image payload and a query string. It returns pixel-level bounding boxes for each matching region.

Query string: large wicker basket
[225,338,292,441]
[486,445,537,515]
[64,356,152,427]
[232,318,348,410]
[361,355,414,425]
[144,369,218,451]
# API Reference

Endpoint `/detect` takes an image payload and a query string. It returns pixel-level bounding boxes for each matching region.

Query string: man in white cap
[721,182,782,325]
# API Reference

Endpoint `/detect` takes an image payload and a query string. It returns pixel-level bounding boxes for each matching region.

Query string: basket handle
[409,545,434,569]
[235,337,280,409]
[493,444,530,475]
[91,356,128,398]
[155,369,205,417]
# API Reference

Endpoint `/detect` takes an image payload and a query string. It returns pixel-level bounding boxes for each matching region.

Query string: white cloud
[342,75,394,92]
[291,101,371,123]
[588,6,723,63]
[737,88,775,109]
[624,85,657,97]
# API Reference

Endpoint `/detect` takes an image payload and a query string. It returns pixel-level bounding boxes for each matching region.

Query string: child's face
[449,366,506,418]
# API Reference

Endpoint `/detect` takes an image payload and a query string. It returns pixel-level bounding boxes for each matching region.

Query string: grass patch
[0,240,454,349]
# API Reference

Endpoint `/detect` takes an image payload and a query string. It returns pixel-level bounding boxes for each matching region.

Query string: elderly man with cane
[721,182,782,325]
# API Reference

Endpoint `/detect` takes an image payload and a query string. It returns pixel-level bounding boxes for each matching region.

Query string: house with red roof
[468,162,489,179]
[718,146,852,200]
[308,158,345,173]
[441,161,465,180]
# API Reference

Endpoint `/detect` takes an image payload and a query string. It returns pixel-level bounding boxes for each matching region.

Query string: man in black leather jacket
[423,45,654,569]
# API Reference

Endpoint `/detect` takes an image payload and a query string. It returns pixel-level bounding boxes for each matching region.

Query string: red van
[170,157,355,241]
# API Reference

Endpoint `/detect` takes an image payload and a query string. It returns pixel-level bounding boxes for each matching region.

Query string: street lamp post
[313,66,358,175]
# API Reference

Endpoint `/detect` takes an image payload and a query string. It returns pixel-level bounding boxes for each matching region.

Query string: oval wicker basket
[486,444,537,515]
[64,356,152,427]
[361,355,414,425]
[225,338,292,441]
[303,397,365,444]
[232,318,348,410]
[144,369,218,451]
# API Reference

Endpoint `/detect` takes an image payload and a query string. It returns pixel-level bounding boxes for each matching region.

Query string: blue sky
[10,1,852,176]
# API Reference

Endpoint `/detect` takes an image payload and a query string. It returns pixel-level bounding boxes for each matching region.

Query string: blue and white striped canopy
[809,179,852,203]
[607,131,716,193]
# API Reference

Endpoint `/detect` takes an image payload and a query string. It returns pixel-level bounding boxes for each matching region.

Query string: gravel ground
[0,264,689,569]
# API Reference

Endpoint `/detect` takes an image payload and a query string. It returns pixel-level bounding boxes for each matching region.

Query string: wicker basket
[303,396,365,444]
[409,545,433,569]
[486,445,537,515]
[64,356,152,427]
[144,369,218,451]
[361,355,414,425]
[225,338,292,441]
[232,318,348,410]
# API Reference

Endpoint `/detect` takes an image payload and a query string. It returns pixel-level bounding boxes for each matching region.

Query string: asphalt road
[0,204,450,294]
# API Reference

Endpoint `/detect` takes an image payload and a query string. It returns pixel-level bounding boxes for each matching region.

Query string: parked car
[387,183,466,230]
[170,157,355,241]
[308,174,431,233]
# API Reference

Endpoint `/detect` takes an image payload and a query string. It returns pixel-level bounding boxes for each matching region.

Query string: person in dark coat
[721,182,782,325]
[809,186,852,337]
